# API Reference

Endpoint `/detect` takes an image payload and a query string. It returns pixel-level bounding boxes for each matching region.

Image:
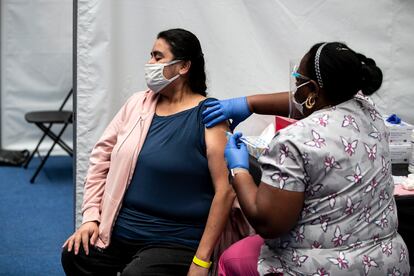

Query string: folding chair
[24,89,73,183]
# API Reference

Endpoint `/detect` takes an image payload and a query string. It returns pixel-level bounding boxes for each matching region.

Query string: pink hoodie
[82,90,158,248]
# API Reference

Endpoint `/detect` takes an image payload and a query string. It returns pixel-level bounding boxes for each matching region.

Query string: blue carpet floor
[0,156,73,276]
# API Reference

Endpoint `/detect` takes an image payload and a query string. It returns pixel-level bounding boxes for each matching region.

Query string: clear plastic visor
[289,61,311,118]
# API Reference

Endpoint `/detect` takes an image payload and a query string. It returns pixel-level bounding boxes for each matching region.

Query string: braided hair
[305,42,382,104]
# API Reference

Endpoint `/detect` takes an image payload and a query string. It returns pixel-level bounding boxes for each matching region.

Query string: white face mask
[291,81,310,115]
[144,60,181,93]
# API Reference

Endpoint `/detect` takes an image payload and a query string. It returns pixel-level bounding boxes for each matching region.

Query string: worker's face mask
[291,81,311,115]
[144,60,181,93]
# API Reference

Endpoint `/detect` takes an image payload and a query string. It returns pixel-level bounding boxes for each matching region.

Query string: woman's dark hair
[157,28,207,96]
[305,42,383,104]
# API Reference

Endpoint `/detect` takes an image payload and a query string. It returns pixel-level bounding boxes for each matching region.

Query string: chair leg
[36,123,73,156]
[24,123,54,169]
[30,124,69,183]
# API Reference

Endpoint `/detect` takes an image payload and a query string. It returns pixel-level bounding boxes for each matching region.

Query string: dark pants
[61,237,196,276]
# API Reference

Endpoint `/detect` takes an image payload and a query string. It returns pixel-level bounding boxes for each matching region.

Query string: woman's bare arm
[188,122,235,274]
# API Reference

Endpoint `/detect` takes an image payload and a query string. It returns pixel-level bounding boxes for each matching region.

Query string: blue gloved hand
[202,97,252,130]
[224,132,249,170]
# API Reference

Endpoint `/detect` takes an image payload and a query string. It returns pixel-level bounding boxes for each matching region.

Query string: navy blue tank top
[112,98,215,248]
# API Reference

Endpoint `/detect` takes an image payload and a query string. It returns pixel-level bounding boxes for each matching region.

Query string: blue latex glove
[202,97,252,130]
[386,114,401,124]
[224,132,249,170]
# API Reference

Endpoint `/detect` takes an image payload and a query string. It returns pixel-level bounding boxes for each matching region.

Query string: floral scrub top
[257,93,410,275]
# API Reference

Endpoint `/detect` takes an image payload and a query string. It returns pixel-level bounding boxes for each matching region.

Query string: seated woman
[61,28,235,276]
[204,42,410,275]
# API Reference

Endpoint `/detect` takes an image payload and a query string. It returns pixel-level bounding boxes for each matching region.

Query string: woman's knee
[61,247,93,275]
[61,248,76,273]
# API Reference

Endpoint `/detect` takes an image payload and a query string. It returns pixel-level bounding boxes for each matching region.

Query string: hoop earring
[305,93,317,109]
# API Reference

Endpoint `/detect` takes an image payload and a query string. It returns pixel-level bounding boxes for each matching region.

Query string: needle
[224,131,257,148]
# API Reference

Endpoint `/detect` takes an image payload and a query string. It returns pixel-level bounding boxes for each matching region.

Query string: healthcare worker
[203,42,410,275]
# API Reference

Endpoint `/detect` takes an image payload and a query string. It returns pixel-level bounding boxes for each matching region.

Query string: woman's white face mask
[144,60,181,93]
[292,81,311,115]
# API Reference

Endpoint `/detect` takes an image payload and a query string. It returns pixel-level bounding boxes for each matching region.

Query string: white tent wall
[0,0,73,153]
[76,0,414,225]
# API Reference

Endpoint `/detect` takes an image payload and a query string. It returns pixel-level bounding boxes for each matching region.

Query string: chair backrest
[59,89,73,111]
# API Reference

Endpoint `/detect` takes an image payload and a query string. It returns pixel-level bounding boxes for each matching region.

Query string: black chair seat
[25,110,72,124]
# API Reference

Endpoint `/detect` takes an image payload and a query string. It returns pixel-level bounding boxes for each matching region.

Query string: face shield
[289,62,311,118]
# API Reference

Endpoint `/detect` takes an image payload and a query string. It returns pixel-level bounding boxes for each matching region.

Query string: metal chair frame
[24,89,73,183]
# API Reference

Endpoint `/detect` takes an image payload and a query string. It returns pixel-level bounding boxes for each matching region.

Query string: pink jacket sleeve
[81,95,137,224]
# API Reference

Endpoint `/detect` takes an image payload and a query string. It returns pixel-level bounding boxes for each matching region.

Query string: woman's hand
[62,221,99,255]
[187,262,209,276]
[202,97,252,130]
[225,132,249,170]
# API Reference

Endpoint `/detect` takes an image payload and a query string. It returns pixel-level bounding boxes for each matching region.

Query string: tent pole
[0,0,3,148]
[72,0,78,232]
